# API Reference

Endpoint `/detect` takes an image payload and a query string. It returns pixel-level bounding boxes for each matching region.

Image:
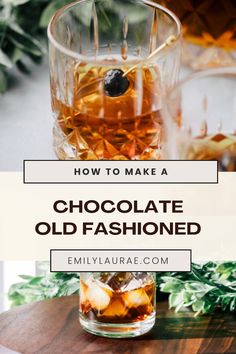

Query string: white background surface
[0,59,56,171]
[0,261,36,312]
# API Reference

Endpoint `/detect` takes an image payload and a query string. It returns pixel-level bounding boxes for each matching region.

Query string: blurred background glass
[163,67,236,171]
[159,0,236,69]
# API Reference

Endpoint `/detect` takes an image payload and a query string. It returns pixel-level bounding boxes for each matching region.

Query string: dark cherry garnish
[104,69,129,97]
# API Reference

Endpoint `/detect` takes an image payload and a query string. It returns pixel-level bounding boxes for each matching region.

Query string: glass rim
[165,66,236,115]
[168,66,236,95]
[47,0,182,65]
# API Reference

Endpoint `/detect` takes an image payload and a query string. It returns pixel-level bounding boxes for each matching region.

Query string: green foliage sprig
[158,261,236,316]
[0,0,71,93]
[8,272,80,307]
[8,262,236,316]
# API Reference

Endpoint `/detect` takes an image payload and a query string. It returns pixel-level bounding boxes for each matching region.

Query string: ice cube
[79,280,92,314]
[98,272,115,284]
[123,288,150,308]
[95,278,113,292]
[133,272,152,285]
[86,278,112,311]
[107,272,134,291]
[80,280,88,304]
[121,277,142,292]
[101,300,128,318]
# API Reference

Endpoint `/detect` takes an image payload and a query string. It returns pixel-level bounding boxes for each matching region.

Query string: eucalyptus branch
[159,261,236,315]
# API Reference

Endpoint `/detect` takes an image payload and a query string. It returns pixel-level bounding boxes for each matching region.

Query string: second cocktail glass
[79,272,156,338]
[48,0,181,160]
[163,67,236,171]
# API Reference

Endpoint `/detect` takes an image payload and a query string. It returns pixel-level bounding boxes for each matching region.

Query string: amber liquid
[52,63,162,160]
[160,0,236,49]
[80,274,155,324]
[185,133,236,171]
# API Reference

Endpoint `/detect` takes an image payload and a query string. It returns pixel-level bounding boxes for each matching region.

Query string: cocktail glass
[48,0,181,161]
[160,0,236,69]
[79,272,156,338]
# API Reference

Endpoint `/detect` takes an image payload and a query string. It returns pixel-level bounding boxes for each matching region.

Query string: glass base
[53,123,162,161]
[79,312,156,338]
[53,124,82,160]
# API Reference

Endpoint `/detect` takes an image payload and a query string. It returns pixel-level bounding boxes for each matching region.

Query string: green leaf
[19,275,35,280]
[0,0,49,92]
[0,49,13,68]
[192,300,204,315]
[185,282,214,296]
[45,286,60,298]
[0,69,8,93]
[66,279,80,296]
[39,0,72,28]
[202,301,215,314]
[10,47,23,63]
[3,0,31,5]
[183,291,194,304]
[160,277,184,293]
[8,27,44,57]
[229,297,236,311]
[216,262,236,278]
[28,276,44,285]
[9,294,26,307]
[169,291,184,309]
[220,295,231,311]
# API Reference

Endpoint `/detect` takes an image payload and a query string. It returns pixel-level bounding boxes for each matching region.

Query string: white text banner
[24,160,218,184]
[50,249,191,272]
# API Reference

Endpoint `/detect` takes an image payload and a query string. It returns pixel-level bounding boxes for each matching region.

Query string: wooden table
[0,296,235,354]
